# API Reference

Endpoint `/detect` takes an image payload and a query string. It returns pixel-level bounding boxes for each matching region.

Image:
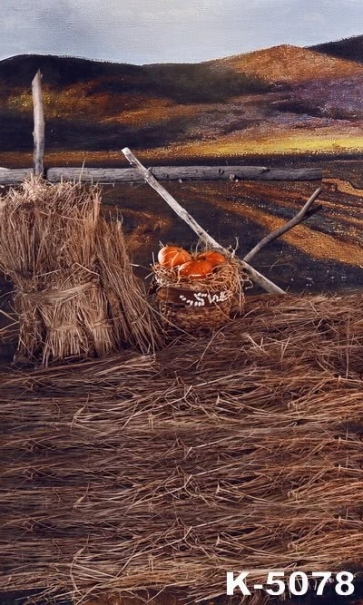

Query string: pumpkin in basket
[158,245,191,267]
[197,250,227,267]
[178,259,214,279]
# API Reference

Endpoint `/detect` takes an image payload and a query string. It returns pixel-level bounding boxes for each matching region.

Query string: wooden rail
[47,166,322,183]
[0,166,322,185]
[0,168,33,184]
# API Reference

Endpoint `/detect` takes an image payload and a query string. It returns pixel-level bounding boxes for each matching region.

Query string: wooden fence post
[32,70,45,176]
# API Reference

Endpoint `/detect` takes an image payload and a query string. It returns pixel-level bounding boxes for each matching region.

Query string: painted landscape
[0,36,363,294]
[2,34,363,605]
[3,36,363,159]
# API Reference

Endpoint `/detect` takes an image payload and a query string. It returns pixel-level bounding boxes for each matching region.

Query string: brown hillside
[213,44,363,84]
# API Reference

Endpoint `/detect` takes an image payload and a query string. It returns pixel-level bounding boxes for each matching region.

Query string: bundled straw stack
[0,176,162,365]
[1,293,363,604]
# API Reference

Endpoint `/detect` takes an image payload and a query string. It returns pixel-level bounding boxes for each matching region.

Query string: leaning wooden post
[243,187,323,263]
[32,70,45,176]
[122,147,285,295]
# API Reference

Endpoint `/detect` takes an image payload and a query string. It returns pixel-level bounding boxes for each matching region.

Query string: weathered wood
[32,70,45,176]
[0,166,323,186]
[46,166,322,183]
[243,187,323,263]
[122,146,285,295]
[0,168,33,184]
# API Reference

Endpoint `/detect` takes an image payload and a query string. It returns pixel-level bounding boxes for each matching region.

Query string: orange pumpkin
[178,259,214,279]
[158,246,192,267]
[197,250,226,266]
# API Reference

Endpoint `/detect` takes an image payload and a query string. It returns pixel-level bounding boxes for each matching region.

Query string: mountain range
[1,34,363,162]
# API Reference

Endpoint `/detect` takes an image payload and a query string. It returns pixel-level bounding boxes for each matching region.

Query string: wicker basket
[152,256,246,333]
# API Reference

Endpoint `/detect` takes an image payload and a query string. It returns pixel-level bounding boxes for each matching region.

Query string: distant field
[3,131,363,170]
[144,130,363,160]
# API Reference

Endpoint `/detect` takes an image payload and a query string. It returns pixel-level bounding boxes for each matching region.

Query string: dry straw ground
[1,292,363,604]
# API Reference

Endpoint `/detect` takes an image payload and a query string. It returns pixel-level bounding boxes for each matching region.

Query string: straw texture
[0,177,162,364]
[1,292,363,603]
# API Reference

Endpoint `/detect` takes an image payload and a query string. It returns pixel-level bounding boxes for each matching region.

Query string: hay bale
[0,176,163,365]
[1,293,363,603]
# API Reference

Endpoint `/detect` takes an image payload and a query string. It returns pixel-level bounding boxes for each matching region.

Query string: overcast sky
[2,0,363,65]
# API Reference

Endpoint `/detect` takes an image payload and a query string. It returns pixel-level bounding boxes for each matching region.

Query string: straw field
[1,292,363,604]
